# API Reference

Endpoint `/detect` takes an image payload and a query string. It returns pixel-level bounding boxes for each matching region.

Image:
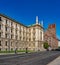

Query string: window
[33,33,35,36]
[5,41,8,46]
[6,48,7,51]
[29,28,31,32]
[5,20,8,24]
[11,35,13,39]
[5,34,8,38]
[0,25,1,30]
[33,28,35,31]
[33,38,35,41]
[16,30,17,34]
[0,17,2,21]
[16,36,18,39]
[26,38,27,41]
[33,28,35,33]
[16,24,17,28]
[29,44,31,47]
[29,38,31,41]
[0,48,1,51]
[11,22,13,26]
[23,37,25,41]
[11,28,13,33]
[20,48,21,50]
[11,48,13,51]
[15,42,17,47]
[40,32,42,40]
[20,36,21,40]
[5,27,8,31]
[0,33,1,38]
[29,33,31,36]
[0,41,1,46]
[11,42,12,46]
[48,37,51,42]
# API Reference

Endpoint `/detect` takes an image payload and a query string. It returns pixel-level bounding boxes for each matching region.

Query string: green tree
[43,42,49,49]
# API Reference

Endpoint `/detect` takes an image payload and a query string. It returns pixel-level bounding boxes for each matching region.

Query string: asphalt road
[0,51,60,65]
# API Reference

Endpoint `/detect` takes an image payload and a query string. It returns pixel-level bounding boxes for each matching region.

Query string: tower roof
[36,16,38,24]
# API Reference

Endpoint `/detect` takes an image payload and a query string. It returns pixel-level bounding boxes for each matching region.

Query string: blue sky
[0,0,60,39]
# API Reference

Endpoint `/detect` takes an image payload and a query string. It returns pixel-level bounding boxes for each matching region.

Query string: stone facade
[44,24,58,49]
[0,14,44,51]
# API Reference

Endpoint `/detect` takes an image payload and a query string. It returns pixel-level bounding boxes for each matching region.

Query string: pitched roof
[0,13,27,27]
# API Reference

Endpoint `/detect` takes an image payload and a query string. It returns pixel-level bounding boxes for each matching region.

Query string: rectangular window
[33,28,35,31]
[29,28,31,32]
[26,38,28,41]
[23,37,25,41]
[29,33,31,36]
[5,34,7,38]
[16,36,18,40]
[6,20,8,24]
[11,28,12,33]
[16,24,17,28]
[0,48,1,51]
[11,35,12,39]
[0,41,1,46]
[6,48,7,51]
[33,33,35,36]
[19,48,21,50]
[0,17,2,21]
[11,48,13,51]
[5,41,8,46]
[11,42,12,46]
[33,38,35,41]
[11,22,13,26]
[0,25,1,30]
[20,37,21,40]
[0,33,1,38]
[5,27,8,31]
[40,32,42,40]
[16,30,17,34]
[29,38,31,41]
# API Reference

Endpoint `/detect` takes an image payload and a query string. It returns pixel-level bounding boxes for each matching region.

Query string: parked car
[55,48,60,51]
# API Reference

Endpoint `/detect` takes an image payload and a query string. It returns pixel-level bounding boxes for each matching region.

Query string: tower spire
[41,20,43,27]
[36,16,38,24]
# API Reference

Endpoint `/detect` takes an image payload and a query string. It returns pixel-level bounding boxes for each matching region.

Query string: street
[0,51,60,65]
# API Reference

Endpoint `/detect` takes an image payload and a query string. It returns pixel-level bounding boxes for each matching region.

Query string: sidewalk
[47,56,60,65]
[0,52,25,55]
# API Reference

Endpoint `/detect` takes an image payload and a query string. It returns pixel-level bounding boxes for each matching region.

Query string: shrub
[43,42,49,49]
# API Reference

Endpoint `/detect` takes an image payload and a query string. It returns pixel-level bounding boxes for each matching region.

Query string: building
[0,14,44,51]
[58,40,60,47]
[44,24,58,49]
